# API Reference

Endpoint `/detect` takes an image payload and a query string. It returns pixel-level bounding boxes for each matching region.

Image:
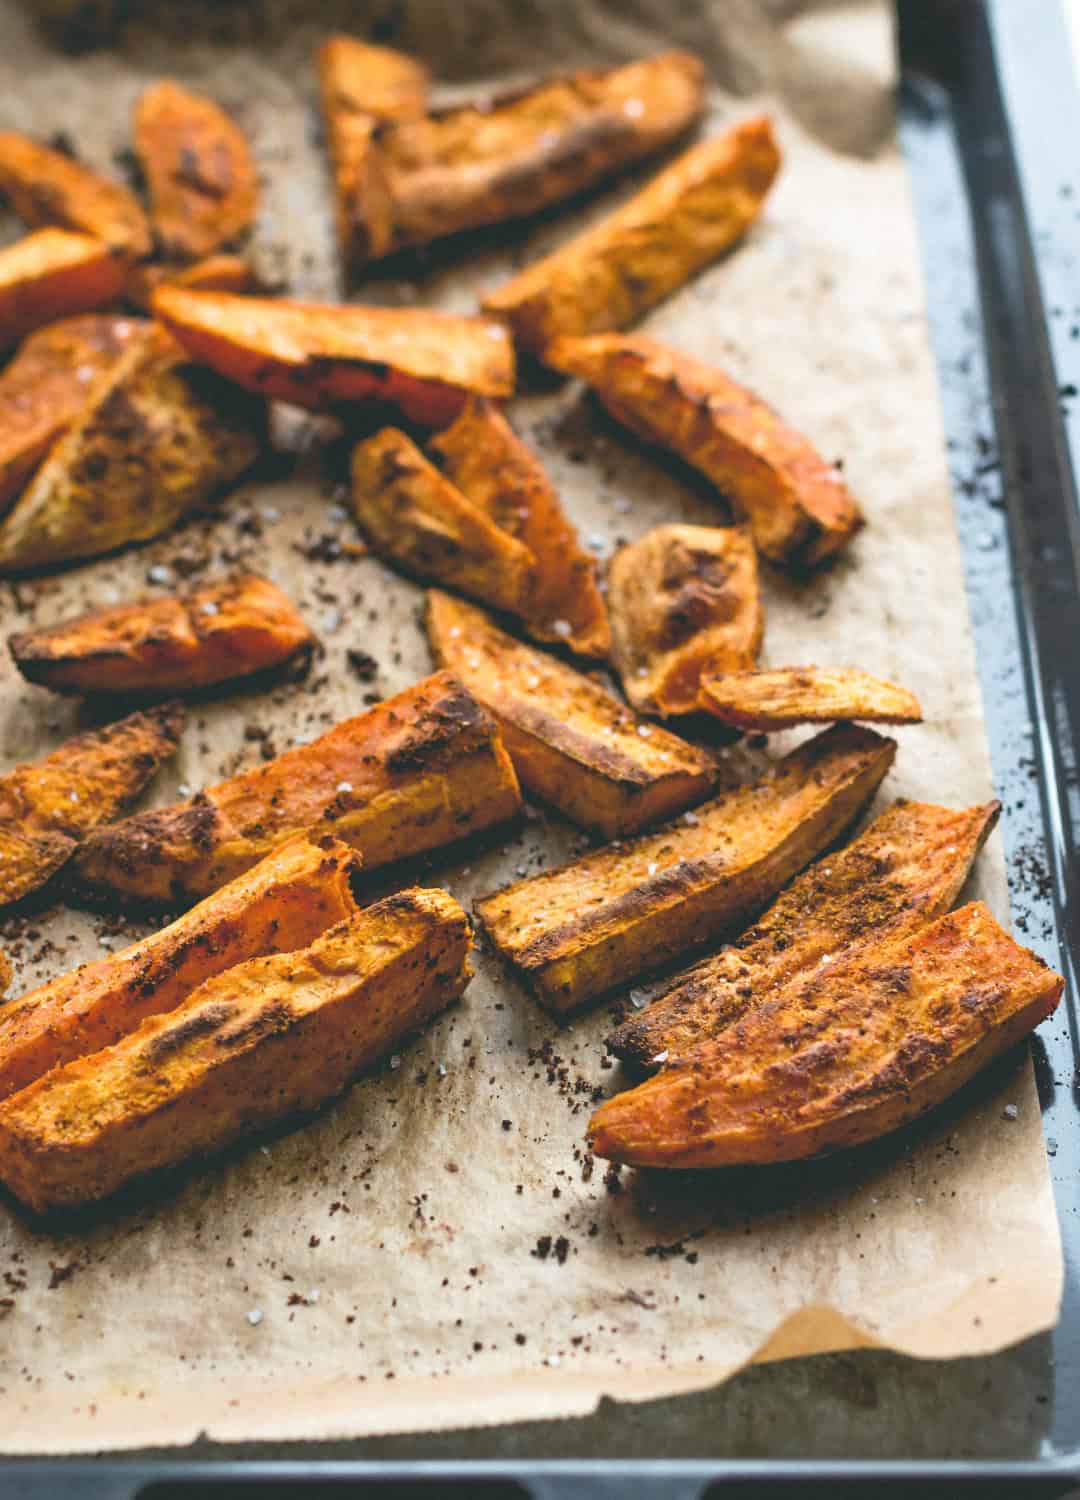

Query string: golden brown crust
[0,229,129,349]
[124,254,258,312]
[0,132,151,256]
[699,666,923,729]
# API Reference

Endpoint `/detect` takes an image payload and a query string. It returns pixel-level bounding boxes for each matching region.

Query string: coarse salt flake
[389,1054,401,1071]
[629,988,648,1010]
[1003,1104,1019,1120]
[200,601,219,616]
[552,619,572,638]
[652,1051,669,1064]
[247,1308,263,1326]
[336,781,353,793]
[637,725,652,738]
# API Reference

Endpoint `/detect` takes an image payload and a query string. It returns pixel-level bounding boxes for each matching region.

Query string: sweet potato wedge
[429,398,609,657]
[482,117,780,353]
[549,335,864,567]
[0,701,182,907]
[609,798,1001,1070]
[10,573,315,698]
[427,591,714,837]
[153,287,515,428]
[351,428,536,614]
[0,325,263,574]
[0,312,143,515]
[588,902,1063,1169]
[607,524,761,716]
[0,132,151,256]
[0,885,471,1212]
[0,229,128,349]
[74,671,521,906]
[475,723,895,1012]
[0,832,361,1103]
[699,667,923,730]
[124,254,257,313]
[134,80,258,261]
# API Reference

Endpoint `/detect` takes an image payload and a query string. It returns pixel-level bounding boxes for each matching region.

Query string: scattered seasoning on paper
[246,1308,263,1327]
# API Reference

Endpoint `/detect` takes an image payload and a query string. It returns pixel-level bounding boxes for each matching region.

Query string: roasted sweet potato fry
[0,325,262,574]
[134,80,258,261]
[427,591,714,837]
[0,832,361,1102]
[10,573,315,698]
[475,723,895,1012]
[0,132,151,256]
[589,902,1063,1169]
[609,798,1000,1069]
[124,254,257,312]
[548,335,864,566]
[0,313,142,514]
[482,117,780,352]
[607,524,761,715]
[153,287,514,428]
[699,667,923,730]
[74,671,521,906]
[0,885,471,1212]
[351,428,536,614]
[0,701,182,907]
[430,398,609,657]
[0,229,128,349]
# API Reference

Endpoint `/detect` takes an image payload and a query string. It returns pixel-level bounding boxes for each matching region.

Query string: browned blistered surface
[699,665,922,728]
[0,130,151,254]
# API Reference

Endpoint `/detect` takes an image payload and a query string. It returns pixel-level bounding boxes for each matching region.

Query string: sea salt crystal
[308,1289,320,1304]
[652,1051,669,1065]
[247,1308,263,1326]
[262,505,281,522]
[327,504,348,524]
[147,564,173,585]
[637,725,652,738]
[1003,1103,1019,1121]
[336,781,353,793]
[647,862,658,876]
[544,1354,561,1368]
[437,1064,448,1078]
[69,790,79,802]
[683,812,699,826]
[552,619,572,638]
[178,783,192,797]
[629,988,648,1010]
[389,1054,401,1071]
[321,608,343,634]
[200,601,219,616]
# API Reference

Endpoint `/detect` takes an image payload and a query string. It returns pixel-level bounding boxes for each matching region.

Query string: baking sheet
[0,0,1062,1453]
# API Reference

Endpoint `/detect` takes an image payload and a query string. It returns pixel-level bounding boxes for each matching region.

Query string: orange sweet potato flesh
[482,117,780,353]
[0,312,143,515]
[351,428,536,614]
[700,667,923,730]
[609,798,1001,1069]
[10,572,315,697]
[0,132,151,256]
[430,398,610,658]
[588,902,1063,1168]
[134,80,258,261]
[0,885,471,1212]
[74,671,521,907]
[124,254,257,313]
[607,524,761,716]
[0,832,361,1104]
[153,286,515,428]
[427,590,714,838]
[0,951,9,998]
[0,701,183,907]
[475,723,895,1012]
[548,334,864,567]
[0,230,129,349]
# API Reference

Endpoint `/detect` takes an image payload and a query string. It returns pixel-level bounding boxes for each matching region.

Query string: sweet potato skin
[427,591,714,837]
[430,398,610,658]
[124,254,257,313]
[0,832,361,1103]
[607,524,761,715]
[0,132,151,256]
[0,950,10,998]
[74,671,521,906]
[609,798,1001,1069]
[10,572,315,697]
[351,428,535,614]
[475,723,895,1012]
[0,229,128,349]
[588,902,1063,1168]
[0,886,471,1212]
[549,334,864,566]
[153,287,515,428]
[134,80,258,261]
[482,117,780,352]
[699,667,923,729]
[0,701,183,906]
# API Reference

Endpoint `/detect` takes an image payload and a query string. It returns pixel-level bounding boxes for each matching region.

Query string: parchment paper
[0,0,1062,1453]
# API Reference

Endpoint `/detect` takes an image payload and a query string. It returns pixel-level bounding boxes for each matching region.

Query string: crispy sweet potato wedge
[0,832,361,1103]
[0,885,471,1212]
[153,287,514,428]
[430,398,609,657]
[10,573,315,697]
[0,132,151,256]
[482,117,780,353]
[475,723,895,1012]
[607,524,761,716]
[699,667,923,730]
[549,334,864,566]
[0,701,182,907]
[0,313,143,514]
[74,671,521,906]
[351,428,536,614]
[124,254,257,312]
[589,902,1063,1168]
[0,229,128,349]
[134,80,258,261]
[427,591,714,837]
[609,798,1001,1070]
[0,325,262,574]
